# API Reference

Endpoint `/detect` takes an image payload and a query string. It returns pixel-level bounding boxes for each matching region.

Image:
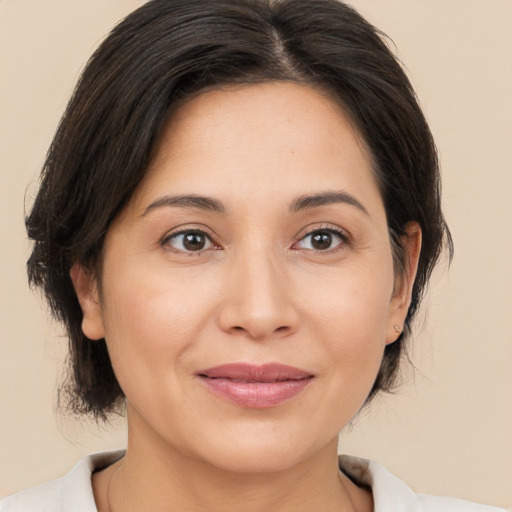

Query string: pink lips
[197,363,314,408]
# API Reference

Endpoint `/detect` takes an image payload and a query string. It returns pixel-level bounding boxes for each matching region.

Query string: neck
[94,410,372,512]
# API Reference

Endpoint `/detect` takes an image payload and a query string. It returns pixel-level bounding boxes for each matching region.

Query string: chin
[207,447,308,474]
[191,427,330,475]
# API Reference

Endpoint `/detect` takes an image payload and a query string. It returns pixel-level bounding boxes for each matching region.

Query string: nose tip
[227,314,295,341]
[217,257,299,341]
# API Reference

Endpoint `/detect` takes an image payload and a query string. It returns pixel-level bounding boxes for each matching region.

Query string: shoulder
[415,493,508,512]
[0,451,124,512]
[339,455,507,512]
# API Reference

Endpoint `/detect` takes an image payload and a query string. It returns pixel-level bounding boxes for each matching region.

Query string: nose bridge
[218,241,298,339]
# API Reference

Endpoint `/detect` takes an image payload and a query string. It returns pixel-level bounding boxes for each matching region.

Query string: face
[73,83,419,473]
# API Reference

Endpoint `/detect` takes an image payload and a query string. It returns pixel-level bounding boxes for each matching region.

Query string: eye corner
[160,227,221,254]
[293,225,349,254]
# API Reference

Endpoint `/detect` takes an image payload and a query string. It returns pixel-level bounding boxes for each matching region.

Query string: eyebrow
[142,194,226,216]
[142,190,368,217]
[289,191,369,215]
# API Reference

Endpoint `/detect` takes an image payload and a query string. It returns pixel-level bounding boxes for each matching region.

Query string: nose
[217,250,300,341]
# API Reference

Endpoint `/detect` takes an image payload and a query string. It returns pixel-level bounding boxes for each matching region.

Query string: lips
[197,363,314,408]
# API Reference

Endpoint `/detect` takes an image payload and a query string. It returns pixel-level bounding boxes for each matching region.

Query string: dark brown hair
[26,0,452,419]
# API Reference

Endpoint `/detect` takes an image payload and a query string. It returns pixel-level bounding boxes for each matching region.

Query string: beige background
[0,0,510,507]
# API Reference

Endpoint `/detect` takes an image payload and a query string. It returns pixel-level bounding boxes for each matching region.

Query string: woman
[1,0,506,510]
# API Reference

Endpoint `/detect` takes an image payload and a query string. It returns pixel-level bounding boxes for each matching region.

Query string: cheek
[301,264,393,387]
[97,254,233,397]
[98,267,209,387]
[304,260,393,337]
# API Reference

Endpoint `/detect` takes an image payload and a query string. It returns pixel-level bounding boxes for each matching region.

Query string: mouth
[196,363,315,408]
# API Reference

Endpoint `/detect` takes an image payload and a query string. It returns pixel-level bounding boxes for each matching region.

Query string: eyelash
[161,228,220,255]
[161,226,349,255]
[293,226,348,254]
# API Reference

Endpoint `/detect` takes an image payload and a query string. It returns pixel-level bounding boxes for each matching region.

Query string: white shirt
[0,451,507,511]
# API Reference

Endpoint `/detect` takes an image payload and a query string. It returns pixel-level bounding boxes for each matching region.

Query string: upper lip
[197,363,314,382]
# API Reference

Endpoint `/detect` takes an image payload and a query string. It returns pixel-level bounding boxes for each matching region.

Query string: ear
[70,263,105,341]
[386,222,422,345]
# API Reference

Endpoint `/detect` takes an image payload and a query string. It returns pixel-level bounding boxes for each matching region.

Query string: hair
[26,0,452,420]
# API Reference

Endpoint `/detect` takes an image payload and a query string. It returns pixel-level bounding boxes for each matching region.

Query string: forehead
[129,82,382,216]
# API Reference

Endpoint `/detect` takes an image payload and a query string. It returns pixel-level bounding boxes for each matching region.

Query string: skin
[72,82,421,512]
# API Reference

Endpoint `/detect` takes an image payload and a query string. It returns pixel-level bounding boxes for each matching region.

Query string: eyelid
[158,223,350,254]
[160,225,221,253]
[292,224,350,252]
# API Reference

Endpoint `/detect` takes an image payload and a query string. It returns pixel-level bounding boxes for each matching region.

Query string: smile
[197,363,315,408]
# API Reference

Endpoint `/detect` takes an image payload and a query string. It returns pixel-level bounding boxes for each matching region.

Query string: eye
[296,228,346,252]
[163,230,215,253]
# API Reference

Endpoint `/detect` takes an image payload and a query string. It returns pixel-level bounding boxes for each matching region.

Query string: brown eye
[311,232,333,250]
[297,229,345,252]
[165,230,213,252]
[183,232,207,251]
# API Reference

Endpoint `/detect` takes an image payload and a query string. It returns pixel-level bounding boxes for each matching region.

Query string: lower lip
[200,377,313,408]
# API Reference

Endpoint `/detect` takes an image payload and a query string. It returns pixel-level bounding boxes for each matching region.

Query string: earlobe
[70,263,105,341]
[387,222,422,344]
